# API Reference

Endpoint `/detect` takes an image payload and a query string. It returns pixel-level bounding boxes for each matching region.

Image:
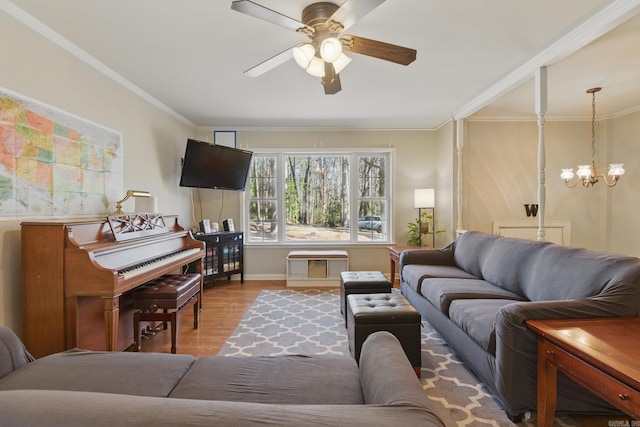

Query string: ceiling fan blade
[244,47,294,78]
[322,62,342,95]
[327,0,385,32]
[341,35,416,65]
[231,0,312,32]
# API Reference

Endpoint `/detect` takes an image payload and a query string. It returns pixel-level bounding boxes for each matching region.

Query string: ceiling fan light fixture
[293,43,315,69]
[306,56,325,77]
[319,37,342,63]
[333,53,351,74]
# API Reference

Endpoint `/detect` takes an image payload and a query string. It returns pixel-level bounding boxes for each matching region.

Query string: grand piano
[21,214,205,358]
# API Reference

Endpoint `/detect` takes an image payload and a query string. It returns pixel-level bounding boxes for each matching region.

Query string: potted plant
[407,210,434,246]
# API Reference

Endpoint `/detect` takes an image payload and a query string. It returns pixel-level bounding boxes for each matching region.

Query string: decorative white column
[456,119,465,237]
[535,67,547,241]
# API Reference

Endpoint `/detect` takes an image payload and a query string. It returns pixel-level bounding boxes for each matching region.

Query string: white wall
[461,116,639,255]
[610,110,640,255]
[0,11,196,332]
[193,128,444,278]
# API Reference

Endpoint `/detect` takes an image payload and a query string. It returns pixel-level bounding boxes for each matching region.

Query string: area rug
[218,289,603,427]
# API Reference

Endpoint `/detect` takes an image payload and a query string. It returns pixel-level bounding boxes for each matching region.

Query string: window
[245,150,391,244]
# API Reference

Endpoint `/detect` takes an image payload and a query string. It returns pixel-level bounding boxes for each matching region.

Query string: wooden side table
[387,245,418,285]
[526,317,640,427]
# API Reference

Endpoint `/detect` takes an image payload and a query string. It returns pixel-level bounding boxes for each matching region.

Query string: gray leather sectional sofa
[399,230,640,421]
[0,327,444,427]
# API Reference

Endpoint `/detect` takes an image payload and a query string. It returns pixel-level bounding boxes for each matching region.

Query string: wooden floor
[139,279,286,356]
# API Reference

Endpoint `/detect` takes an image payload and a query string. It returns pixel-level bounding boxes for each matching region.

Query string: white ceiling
[3,0,640,129]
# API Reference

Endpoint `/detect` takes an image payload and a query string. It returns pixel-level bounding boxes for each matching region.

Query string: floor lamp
[414,188,435,247]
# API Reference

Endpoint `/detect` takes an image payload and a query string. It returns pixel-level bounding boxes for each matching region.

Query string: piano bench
[132,273,202,354]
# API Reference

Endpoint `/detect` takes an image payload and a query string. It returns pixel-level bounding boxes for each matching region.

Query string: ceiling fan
[230,0,417,94]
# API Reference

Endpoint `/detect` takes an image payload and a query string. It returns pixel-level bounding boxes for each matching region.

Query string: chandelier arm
[599,174,620,187]
[563,179,581,188]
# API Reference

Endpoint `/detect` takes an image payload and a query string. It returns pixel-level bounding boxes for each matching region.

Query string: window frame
[242,148,393,246]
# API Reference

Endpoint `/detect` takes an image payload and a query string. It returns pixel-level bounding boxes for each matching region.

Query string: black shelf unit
[192,231,243,283]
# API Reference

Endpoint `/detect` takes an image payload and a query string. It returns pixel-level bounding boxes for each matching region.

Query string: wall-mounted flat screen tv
[179,138,253,190]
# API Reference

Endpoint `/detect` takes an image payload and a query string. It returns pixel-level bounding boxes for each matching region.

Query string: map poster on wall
[0,87,123,218]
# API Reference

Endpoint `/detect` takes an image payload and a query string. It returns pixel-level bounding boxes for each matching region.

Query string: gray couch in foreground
[0,327,444,427]
[400,230,640,421]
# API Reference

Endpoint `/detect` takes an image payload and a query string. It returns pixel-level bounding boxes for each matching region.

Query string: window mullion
[277,153,286,242]
[350,152,359,242]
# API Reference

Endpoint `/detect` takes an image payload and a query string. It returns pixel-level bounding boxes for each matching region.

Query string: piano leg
[102,296,120,351]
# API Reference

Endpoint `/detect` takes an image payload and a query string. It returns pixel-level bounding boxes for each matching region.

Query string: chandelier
[560,87,625,188]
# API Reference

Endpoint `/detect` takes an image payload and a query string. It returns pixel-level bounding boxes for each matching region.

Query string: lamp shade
[306,56,325,77]
[414,188,435,208]
[560,168,575,180]
[333,53,352,74]
[319,37,342,63]
[293,43,315,69]
[608,163,625,177]
[576,164,592,178]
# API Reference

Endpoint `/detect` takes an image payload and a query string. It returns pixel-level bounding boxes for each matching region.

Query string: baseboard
[243,273,286,281]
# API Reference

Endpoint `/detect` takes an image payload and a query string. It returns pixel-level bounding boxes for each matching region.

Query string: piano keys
[21,215,205,358]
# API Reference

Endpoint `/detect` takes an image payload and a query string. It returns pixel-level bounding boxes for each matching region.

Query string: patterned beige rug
[219,289,626,427]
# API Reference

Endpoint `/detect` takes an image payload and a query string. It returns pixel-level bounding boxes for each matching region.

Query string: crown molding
[0,0,195,128]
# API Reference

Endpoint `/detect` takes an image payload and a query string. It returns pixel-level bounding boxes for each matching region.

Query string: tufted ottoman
[132,273,202,354]
[340,271,392,323]
[347,293,421,377]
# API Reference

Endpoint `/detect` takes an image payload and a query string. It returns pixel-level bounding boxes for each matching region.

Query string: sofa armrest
[496,296,638,365]
[492,296,637,415]
[0,327,34,380]
[358,331,430,407]
[399,243,455,268]
[497,297,637,328]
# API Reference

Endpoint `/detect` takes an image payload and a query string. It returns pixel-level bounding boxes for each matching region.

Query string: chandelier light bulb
[319,37,342,63]
[293,43,315,69]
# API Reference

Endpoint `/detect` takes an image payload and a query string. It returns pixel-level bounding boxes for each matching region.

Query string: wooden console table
[526,317,640,427]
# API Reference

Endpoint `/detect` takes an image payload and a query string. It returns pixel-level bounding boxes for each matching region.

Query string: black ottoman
[339,271,392,323]
[347,293,421,377]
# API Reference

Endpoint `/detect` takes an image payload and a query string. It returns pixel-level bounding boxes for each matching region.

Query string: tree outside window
[246,151,391,244]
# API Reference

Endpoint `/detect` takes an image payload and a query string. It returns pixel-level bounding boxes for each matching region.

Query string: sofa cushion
[0,348,195,397]
[478,235,551,297]
[452,231,502,278]
[170,354,364,404]
[522,244,640,302]
[448,299,517,355]
[402,265,478,294]
[419,278,525,315]
[0,389,447,427]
